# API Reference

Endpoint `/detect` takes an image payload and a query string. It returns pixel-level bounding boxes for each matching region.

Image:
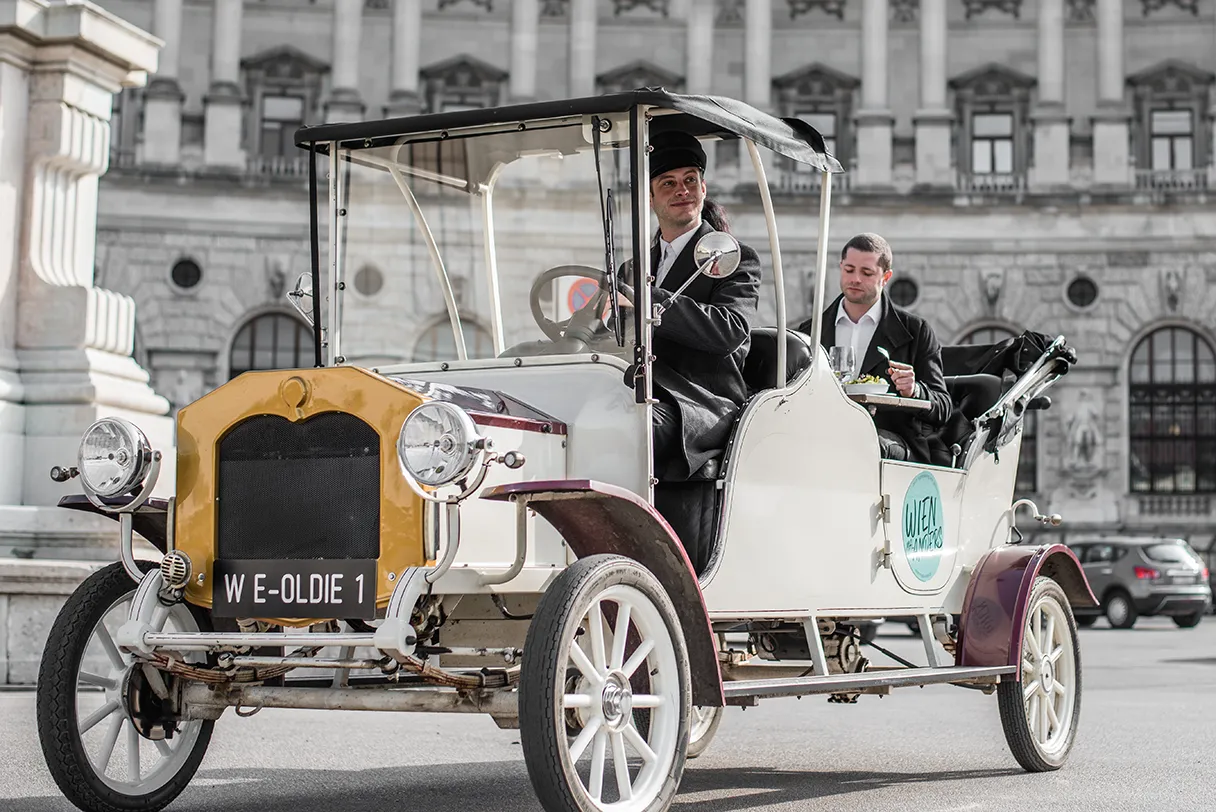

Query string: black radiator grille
[217,412,381,560]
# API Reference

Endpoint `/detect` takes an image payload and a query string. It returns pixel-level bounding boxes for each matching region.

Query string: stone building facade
[89,0,1216,560]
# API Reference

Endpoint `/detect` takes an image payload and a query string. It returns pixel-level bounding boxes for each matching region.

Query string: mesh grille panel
[217,413,380,560]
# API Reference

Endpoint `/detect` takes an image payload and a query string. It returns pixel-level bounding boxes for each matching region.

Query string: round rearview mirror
[693,232,742,279]
[288,272,315,326]
[292,272,313,298]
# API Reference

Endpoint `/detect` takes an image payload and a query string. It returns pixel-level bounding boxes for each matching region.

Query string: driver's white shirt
[655,227,699,288]
[834,297,882,366]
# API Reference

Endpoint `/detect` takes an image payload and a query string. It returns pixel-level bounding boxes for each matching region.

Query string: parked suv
[1066,537,1212,628]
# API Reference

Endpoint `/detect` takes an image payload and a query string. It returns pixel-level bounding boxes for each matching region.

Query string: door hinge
[881,493,891,523]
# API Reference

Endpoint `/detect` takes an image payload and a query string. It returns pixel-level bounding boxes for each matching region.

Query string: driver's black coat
[622,221,762,480]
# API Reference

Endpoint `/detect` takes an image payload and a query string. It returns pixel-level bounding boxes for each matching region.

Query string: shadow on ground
[13,760,1025,812]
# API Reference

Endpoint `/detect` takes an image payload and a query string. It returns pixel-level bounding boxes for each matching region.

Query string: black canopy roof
[294,88,844,174]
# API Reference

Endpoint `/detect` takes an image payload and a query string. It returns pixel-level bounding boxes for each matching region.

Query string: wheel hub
[1038,658,1054,694]
[600,672,633,728]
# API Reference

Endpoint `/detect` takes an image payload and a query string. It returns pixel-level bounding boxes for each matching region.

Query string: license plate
[212,559,377,619]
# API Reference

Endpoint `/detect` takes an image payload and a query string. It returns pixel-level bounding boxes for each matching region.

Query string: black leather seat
[742,327,815,394]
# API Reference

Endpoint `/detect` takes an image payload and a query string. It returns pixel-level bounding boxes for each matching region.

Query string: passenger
[795,232,950,463]
[619,131,762,481]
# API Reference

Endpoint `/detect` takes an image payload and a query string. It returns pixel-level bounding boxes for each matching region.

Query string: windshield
[329,119,636,368]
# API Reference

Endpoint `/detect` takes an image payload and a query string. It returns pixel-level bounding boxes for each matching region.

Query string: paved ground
[3,616,1214,812]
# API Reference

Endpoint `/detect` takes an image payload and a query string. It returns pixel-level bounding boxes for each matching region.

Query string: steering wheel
[529,265,614,350]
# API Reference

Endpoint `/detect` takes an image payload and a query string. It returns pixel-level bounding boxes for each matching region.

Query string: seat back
[742,327,814,393]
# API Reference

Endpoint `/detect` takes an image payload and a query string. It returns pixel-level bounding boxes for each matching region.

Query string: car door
[1082,543,1115,598]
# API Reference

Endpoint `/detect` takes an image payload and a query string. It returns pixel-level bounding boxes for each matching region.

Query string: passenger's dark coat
[622,221,762,480]
[798,292,951,464]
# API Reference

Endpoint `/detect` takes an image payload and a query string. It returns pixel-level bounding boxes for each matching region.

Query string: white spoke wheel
[684,705,724,760]
[520,555,691,812]
[37,562,214,812]
[997,576,1082,772]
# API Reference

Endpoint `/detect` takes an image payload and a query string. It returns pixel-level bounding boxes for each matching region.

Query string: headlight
[397,402,485,487]
[77,418,153,498]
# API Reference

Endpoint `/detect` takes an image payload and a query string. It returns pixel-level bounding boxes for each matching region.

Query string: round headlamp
[397,402,485,488]
[77,418,153,498]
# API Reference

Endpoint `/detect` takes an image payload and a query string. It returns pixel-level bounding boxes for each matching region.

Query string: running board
[723,665,1015,700]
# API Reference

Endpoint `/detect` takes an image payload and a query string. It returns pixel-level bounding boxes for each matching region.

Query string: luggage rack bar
[140,632,377,651]
[723,665,1015,701]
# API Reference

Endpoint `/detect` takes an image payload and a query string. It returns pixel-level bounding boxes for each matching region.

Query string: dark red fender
[58,495,170,552]
[956,543,1097,676]
[481,479,724,708]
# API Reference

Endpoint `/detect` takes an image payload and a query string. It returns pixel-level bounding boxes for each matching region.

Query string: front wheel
[997,576,1082,772]
[1173,611,1204,628]
[520,555,691,811]
[37,562,214,812]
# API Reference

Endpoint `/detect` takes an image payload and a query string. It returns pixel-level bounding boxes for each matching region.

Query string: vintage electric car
[38,90,1094,812]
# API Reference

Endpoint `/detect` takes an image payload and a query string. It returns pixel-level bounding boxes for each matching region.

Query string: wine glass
[829,345,857,383]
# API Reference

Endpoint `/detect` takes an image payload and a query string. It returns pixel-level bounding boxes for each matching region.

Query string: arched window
[1129,326,1216,494]
[412,319,494,363]
[229,312,312,380]
[961,326,1037,495]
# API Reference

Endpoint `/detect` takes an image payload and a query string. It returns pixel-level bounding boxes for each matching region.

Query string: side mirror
[692,231,742,280]
[288,272,315,326]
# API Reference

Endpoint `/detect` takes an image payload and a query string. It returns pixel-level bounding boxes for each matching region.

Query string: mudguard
[481,479,724,708]
[956,543,1097,676]
[57,495,170,553]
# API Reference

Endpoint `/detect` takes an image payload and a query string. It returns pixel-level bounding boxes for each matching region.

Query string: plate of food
[844,375,890,395]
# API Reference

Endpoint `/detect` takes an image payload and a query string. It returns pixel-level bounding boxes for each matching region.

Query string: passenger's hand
[888,360,916,397]
[616,291,633,308]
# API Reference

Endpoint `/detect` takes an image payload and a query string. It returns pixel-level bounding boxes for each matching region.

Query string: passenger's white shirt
[655,227,699,288]
[834,297,883,368]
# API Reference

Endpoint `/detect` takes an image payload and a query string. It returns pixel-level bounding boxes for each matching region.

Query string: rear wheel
[520,555,691,812]
[997,577,1082,772]
[1104,591,1137,629]
[37,562,214,812]
[685,705,723,760]
[1173,611,1204,629]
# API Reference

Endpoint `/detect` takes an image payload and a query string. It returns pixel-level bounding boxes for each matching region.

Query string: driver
[620,130,762,481]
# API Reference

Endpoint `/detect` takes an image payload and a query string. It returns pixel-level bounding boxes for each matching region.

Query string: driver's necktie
[656,243,673,288]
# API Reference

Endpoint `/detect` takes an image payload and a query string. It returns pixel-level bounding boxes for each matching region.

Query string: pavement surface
[3,616,1214,812]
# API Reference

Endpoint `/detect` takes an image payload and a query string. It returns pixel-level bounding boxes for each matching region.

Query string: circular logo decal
[902,471,945,582]
[567,278,601,312]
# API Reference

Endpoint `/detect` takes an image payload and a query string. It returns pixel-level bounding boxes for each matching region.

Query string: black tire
[37,562,214,812]
[685,705,723,760]
[858,623,878,645]
[997,577,1082,772]
[1104,591,1137,629]
[1173,611,1204,628]
[519,555,691,812]
[1075,615,1097,628]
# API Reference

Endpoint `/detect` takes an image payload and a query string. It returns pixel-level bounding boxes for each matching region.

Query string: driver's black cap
[648,131,707,180]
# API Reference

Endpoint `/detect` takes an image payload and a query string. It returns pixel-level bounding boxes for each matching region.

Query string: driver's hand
[616,291,633,307]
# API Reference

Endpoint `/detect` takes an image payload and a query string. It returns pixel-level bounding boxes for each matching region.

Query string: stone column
[1092,0,1131,186]
[744,0,771,109]
[568,0,597,97]
[686,0,714,95]
[1211,13,1216,183]
[510,0,540,103]
[1,0,173,514]
[1030,0,1069,189]
[142,0,184,165]
[326,0,365,121]
[914,0,952,188]
[203,0,244,168]
[854,0,893,188]
[388,0,422,115]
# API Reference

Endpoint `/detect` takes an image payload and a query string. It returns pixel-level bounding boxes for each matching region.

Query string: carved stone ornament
[614,0,669,14]
[266,259,288,301]
[890,0,918,23]
[541,0,567,16]
[788,0,847,20]
[1063,393,1104,481]
[438,0,492,11]
[1065,0,1095,22]
[981,269,1004,311]
[961,0,1022,19]
[1140,0,1198,16]
[717,0,745,24]
[1161,267,1184,312]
